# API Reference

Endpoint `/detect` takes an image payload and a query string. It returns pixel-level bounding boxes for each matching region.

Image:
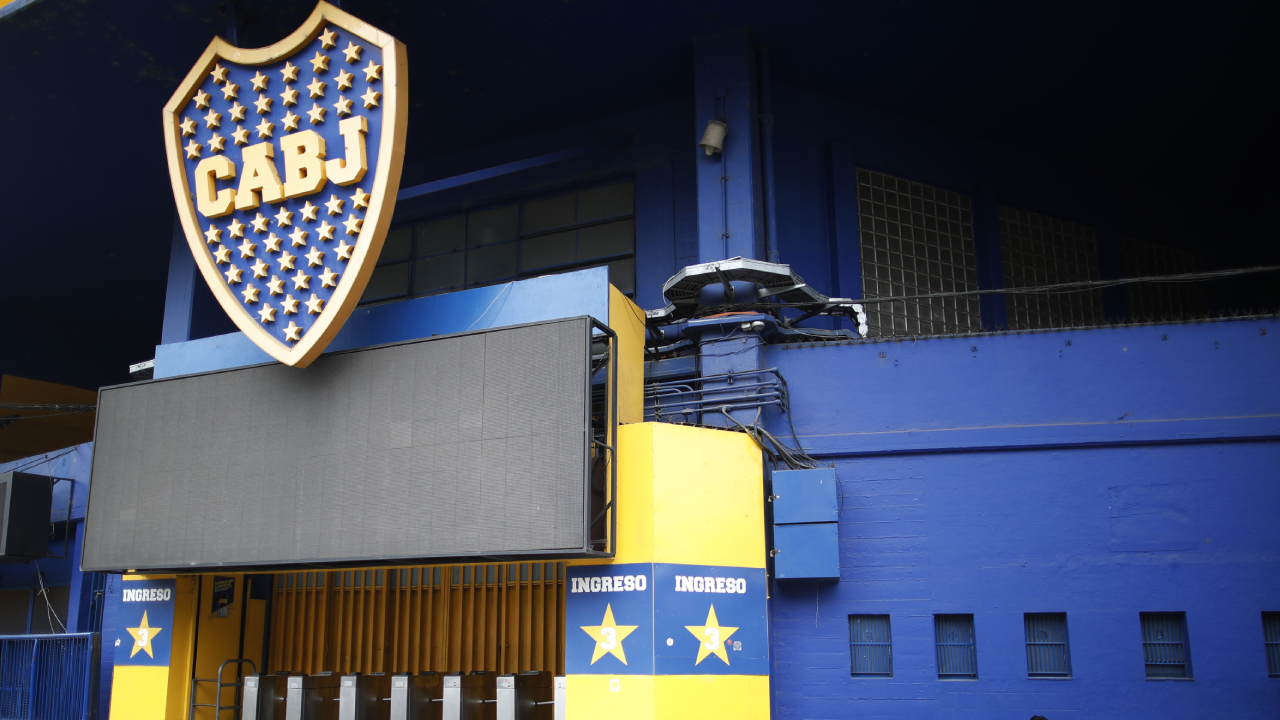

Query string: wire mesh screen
[855,170,981,336]
[848,614,892,676]
[1263,612,1280,678]
[999,206,1103,329]
[0,588,30,635]
[27,585,69,635]
[1121,236,1208,319]
[1024,612,1071,677]
[934,614,977,678]
[1141,612,1190,679]
[85,317,597,572]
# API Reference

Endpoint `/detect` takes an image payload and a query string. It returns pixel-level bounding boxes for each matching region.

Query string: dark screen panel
[83,317,593,572]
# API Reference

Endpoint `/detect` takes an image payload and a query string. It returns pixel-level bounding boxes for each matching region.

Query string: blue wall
[760,318,1280,718]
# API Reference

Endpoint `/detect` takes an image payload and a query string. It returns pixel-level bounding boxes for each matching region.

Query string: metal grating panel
[934,614,977,678]
[1024,612,1071,677]
[1121,236,1207,319]
[999,206,1102,329]
[27,585,69,635]
[84,317,600,572]
[1141,612,1190,679]
[849,615,892,676]
[856,170,980,336]
[0,588,30,635]
[1264,612,1280,678]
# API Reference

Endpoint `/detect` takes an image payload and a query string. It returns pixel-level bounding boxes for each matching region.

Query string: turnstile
[552,678,565,720]
[496,671,554,720]
[284,672,342,720]
[243,674,291,720]
[390,672,444,720]
[338,673,392,720]
[442,671,496,720]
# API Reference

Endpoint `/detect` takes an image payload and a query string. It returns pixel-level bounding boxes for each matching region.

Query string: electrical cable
[34,562,67,634]
[0,403,96,411]
[3,447,77,474]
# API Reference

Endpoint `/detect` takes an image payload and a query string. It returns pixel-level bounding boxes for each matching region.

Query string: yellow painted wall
[166,576,200,720]
[608,286,646,426]
[191,574,248,719]
[110,575,198,720]
[109,667,171,720]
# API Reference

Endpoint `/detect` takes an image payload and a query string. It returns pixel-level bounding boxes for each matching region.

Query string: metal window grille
[28,585,69,635]
[0,633,99,720]
[1141,612,1191,679]
[362,179,635,304]
[848,615,892,676]
[998,206,1102,329]
[1120,236,1207,320]
[855,169,981,337]
[1024,613,1071,677]
[0,589,31,635]
[1263,612,1280,678]
[934,614,977,678]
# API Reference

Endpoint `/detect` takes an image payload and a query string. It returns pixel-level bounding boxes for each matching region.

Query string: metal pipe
[759,46,781,263]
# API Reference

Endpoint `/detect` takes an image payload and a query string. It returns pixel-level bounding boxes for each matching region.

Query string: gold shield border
[162,1,407,368]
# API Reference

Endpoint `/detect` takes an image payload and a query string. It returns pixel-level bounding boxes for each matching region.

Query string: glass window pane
[521,192,576,234]
[577,180,634,223]
[606,257,635,294]
[414,253,464,294]
[417,215,465,257]
[467,242,517,284]
[381,226,413,262]
[361,262,409,301]
[521,230,576,271]
[467,205,518,247]
[578,219,634,261]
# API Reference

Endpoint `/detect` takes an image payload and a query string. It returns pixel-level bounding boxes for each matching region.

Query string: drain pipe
[759,46,780,263]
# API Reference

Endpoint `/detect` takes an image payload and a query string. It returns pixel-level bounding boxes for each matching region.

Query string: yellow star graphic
[316,220,335,240]
[250,213,270,233]
[255,118,275,138]
[342,214,363,236]
[277,251,297,271]
[306,77,326,99]
[237,238,256,258]
[228,218,246,239]
[184,140,202,159]
[258,303,276,323]
[324,194,344,215]
[343,41,362,63]
[363,60,381,83]
[241,284,260,303]
[280,62,299,83]
[334,69,354,91]
[283,320,302,342]
[251,71,269,92]
[194,89,211,109]
[310,50,330,73]
[126,611,164,659]
[282,294,299,314]
[319,28,338,50]
[254,93,273,115]
[210,64,228,84]
[267,275,285,295]
[300,201,319,221]
[280,86,299,107]
[232,125,250,146]
[282,111,300,132]
[579,604,638,665]
[204,224,222,244]
[360,88,380,110]
[684,605,738,666]
[291,269,311,290]
[305,246,324,267]
[229,101,247,122]
[207,133,225,153]
[221,82,238,101]
[305,293,325,314]
[335,240,354,261]
[203,108,221,128]
[264,233,283,253]
[251,258,270,278]
[307,104,326,125]
[213,245,232,264]
[289,228,308,247]
[320,267,340,288]
[180,116,197,136]
[349,188,369,209]
[225,265,243,284]
[333,95,353,117]
[274,207,293,228]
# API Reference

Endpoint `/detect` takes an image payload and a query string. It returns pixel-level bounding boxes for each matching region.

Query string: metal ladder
[190,658,258,720]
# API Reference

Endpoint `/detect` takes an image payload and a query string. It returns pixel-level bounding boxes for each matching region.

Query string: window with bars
[848,615,892,676]
[855,169,981,337]
[1263,612,1280,678]
[998,206,1103,329]
[1024,613,1071,678]
[361,179,635,304]
[1141,612,1192,679]
[934,614,978,678]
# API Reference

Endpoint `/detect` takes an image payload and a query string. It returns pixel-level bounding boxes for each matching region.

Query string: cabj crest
[163,2,406,367]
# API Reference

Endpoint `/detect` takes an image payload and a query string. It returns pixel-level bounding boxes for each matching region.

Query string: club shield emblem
[163,1,406,367]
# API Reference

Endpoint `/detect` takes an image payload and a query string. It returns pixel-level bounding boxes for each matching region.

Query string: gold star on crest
[203,109,221,129]
[282,294,300,314]
[274,207,293,228]
[213,245,232,264]
[254,93,273,115]
[684,605,738,666]
[307,104,326,125]
[305,246,325,267]
[184,140,202,159]
[241,284,260,303]
[210,64,228,84]
[333,95,353,117]
[283,320,302,342]
[228,218,246,239]
[335,240,354,261]
[225,265,243,284]
[237,238,256,258]
[324,194,344,215]
[232,126,250,146]
[317,221,335,240]
[258,303,276,323]
[221,82,238,101]
[180,116,197,136]
[280,86,299,107]
[320,28,338,49]
[310,51,330,73]
[255,118,275,138]
[334,69,354,91]
[204,224,222,244]
[251,71,269,92]
[342,214,363,235]
[349,188,370,209]
[363,60,381,83]
[282,111,301,132]
[194,89,211,109]
[292,269,311,290]
[250,213,270,233]
[360,88,380,109]
[265,233,283,253]
[289,227,308,247]
[207,133,226,153]
[320,267,339,288]
[306,293,325,314]
[251,258,270,278]
[229,102,247,122]
[281,61,299,82]
[267,275,285,295]
[306,77,326,99]
[300,201,319,221]
[344,41,362,63]
[126,611,164,659]
[278,250,297,271]
[579,604,638,665]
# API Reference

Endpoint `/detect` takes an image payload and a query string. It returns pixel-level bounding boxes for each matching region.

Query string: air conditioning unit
[0,472,52,564]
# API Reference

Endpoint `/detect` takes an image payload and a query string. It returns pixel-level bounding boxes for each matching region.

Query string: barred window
[1263,612,1280,678]
[934,614,977,678]
[848,615,892,676]
[1024,613,1071,678]
[999,206,1102,329]
[1141,612,1192,679]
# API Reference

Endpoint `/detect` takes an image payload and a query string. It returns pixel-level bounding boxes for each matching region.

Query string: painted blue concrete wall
[760,318,1280,718]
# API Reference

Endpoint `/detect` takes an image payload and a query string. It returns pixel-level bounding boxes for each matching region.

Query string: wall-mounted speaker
[0,471,52,564]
